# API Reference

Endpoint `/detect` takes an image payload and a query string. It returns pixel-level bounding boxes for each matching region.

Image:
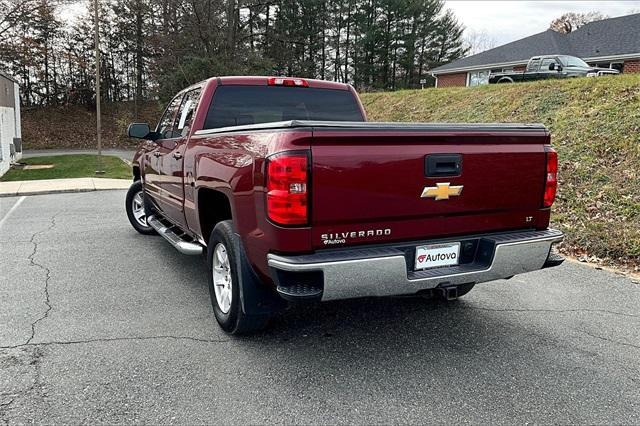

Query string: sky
[446,1,640,47]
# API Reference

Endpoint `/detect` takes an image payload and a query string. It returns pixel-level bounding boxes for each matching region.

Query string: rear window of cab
[204,85,365,129]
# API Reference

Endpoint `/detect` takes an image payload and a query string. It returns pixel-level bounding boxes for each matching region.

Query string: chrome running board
[147,215,203,255]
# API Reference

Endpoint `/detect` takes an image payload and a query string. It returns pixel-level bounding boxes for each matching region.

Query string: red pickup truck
[126,76,564,334]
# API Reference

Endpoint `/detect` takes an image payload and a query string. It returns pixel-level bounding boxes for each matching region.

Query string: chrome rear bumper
[268,229,564,301]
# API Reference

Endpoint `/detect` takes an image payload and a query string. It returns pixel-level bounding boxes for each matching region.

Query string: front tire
[207,220,270,334]
[125,180,155,235]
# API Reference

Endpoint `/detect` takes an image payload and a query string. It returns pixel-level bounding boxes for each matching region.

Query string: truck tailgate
[310,124,550,249]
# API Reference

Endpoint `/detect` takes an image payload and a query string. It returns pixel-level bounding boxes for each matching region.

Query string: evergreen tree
[0,0,470,106]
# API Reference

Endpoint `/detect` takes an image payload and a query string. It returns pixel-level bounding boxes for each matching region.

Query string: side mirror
[128,123,160,141]
[549,63,556,71]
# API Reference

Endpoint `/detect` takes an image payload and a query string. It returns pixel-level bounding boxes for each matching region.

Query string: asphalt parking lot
[1,191,639,424]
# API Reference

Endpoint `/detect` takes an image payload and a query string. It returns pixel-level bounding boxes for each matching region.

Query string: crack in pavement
[455,306,639,318]
[578,330,640,350]
[0,397,16,410]
[0,335,229,350]
[0,394,18,423]
[1,210,59,421]
[0,334,228,420]
[0,347,44,422]
[24,214,59,346]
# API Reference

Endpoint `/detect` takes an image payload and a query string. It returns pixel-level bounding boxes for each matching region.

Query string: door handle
[173,152,183,160]
[425,154,462,177]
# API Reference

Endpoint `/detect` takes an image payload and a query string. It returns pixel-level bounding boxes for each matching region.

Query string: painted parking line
[0,196,26,229]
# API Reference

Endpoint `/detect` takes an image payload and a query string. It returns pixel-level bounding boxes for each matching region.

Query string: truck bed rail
[194,120,548,136]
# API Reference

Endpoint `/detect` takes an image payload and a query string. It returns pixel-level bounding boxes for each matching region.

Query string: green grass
[360,74,640,268]
[1,154,132,182]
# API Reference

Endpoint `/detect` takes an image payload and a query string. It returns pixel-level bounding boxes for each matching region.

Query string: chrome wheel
[131,191,148,227]
[212,243,232,314]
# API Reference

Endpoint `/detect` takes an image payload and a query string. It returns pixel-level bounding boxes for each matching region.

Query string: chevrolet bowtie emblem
[421,183,463,200]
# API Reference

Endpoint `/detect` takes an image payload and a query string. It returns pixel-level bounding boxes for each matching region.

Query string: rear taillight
[267,77,309,87]
[543,146,558,208]
[266,152,309,225]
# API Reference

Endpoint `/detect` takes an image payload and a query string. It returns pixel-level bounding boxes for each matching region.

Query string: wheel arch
[197,187,233,245]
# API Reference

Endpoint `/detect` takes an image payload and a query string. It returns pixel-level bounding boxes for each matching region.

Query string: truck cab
[489,55,620,84]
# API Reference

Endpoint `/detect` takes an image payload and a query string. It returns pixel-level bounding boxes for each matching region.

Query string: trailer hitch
[437,285,459,301]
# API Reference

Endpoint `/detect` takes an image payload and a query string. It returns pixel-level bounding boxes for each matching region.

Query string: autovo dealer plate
[414,242,460,270]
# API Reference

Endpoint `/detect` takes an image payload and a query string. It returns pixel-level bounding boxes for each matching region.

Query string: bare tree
[464,29,497,56]
[0,0,39,40]
[550,11,608,34]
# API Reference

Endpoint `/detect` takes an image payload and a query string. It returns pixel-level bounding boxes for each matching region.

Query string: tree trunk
[334,2,342,81]
[44,37,50,105]
[135,0,144,118]
[226,0,237,56]
[343,1,351,83]
[321,1,326,79]
[248,7,254,51]
[383,9,391,88]
[353,31,358,87]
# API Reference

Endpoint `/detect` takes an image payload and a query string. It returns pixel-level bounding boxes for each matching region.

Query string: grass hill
[360,75,640,270]
[22,101,162,150]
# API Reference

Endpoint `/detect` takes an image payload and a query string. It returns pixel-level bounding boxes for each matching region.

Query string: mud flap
[233,232,288,317]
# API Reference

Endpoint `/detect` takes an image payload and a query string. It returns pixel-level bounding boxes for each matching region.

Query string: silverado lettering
[125,76,564,335]
[321,229,392,241]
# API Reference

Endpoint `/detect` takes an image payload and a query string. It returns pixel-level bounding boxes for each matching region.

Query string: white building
[0,71,22,177]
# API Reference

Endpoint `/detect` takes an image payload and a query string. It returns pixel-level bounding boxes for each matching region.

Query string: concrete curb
[0,178,131,197]
[22,149,136,162]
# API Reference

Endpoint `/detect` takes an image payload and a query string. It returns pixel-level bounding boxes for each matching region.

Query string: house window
[589,62,625,73]
[468,70,490,86]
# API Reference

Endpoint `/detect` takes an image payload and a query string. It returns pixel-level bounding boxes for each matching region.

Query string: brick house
[431,13,640,88]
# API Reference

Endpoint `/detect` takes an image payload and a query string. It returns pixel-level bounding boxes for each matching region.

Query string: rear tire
[207,220,270,334]
[125,180,155,235]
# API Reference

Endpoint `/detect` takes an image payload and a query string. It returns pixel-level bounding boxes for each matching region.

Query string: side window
[156,95,183,139]
[176,88,202,137]
[540,58,555,71]
[527,59,541,72]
